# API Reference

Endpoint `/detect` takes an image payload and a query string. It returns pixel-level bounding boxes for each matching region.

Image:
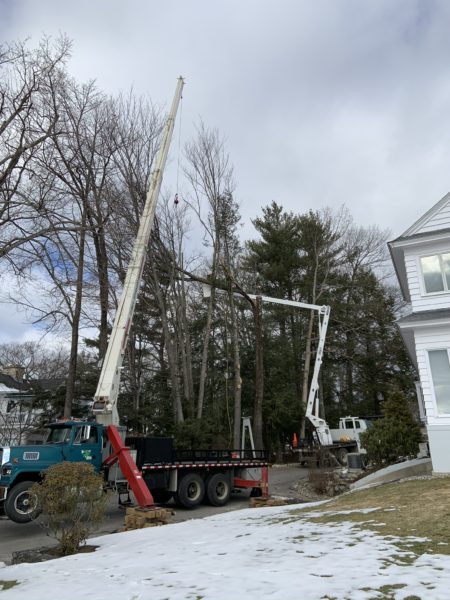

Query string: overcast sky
[2,0,450,342]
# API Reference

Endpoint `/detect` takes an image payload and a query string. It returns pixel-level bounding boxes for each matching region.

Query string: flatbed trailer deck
[127,440,270,508]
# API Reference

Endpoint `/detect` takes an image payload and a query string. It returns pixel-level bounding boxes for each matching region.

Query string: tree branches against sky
[1,1,450,236]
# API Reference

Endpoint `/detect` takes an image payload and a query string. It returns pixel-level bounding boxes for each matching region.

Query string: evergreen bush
[31,462,107,556]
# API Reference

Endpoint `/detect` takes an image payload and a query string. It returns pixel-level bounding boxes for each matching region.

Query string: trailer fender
[168,469,178,493]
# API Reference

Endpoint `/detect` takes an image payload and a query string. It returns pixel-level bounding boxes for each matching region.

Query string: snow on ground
[1,502,450,599]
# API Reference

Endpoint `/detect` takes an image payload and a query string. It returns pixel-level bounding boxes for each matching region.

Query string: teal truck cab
[0,421,104,523]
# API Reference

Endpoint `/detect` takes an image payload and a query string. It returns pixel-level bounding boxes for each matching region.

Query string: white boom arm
[204,287,333,445]
[93,77,185,426]
[246,296,332,445]
[302,304,333,445]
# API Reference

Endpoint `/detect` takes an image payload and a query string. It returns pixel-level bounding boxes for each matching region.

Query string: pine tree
[360,387,422,466]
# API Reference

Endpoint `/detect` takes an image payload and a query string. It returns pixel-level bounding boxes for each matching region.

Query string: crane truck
[0,78,269,524]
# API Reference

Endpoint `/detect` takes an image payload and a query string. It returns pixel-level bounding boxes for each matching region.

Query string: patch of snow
[0,502,450,599]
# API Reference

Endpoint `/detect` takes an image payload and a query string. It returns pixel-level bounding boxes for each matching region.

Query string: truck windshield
[44,426,71,444]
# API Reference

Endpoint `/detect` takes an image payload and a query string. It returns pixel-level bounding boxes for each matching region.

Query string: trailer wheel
[175,473,205,509]
[336,447,349,466]
[205,473,231,507]
[4,481,41,524]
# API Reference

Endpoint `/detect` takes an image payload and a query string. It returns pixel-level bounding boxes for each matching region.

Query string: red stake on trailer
[103,426,155,508]
[261,466,269,498]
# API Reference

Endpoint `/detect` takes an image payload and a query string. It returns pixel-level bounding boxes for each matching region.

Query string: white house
[0,371,37,446]
[389,192,450,473]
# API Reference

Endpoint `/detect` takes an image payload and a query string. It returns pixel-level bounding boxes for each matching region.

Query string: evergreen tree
[360,387,422,466]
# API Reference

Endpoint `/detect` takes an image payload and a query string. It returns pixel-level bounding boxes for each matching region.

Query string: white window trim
[426,347,450,417]
[418,251,450,296]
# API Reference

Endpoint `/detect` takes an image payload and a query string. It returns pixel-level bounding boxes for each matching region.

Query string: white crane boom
[93,76,185,426]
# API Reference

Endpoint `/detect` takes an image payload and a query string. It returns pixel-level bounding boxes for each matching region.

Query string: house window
[420,253,450,293]
[428,349,450,414]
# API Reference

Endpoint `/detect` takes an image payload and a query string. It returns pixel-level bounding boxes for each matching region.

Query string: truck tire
[174,473,205,509]
[4,481,41,524]
[205,473,231,506]
[336,447,349,466]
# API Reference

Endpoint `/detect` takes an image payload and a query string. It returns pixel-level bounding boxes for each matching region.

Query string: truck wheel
[175,473,205,509]
[205,473,231,506]
[336,447,349,466]
[4,481,41,524]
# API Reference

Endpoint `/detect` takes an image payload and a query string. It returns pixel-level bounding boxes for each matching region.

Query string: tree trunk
[151,263,184,424]
[196,285,216,419]
[64,210,87,418]
[176,273,195,418]
[126,328,143,425]
[229,288,242,449]
[252,296,264,449]
[88,215,109,360]
[300,309,315,438]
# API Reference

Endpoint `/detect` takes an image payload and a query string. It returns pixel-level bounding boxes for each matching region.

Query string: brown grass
[0,580,19,591]
[295,477,450,557]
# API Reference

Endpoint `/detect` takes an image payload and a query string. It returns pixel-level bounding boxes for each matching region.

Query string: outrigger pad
[124,506,175,530]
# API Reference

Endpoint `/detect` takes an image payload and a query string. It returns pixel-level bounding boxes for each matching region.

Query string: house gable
[389,193,450,304]
[402,192,450,237]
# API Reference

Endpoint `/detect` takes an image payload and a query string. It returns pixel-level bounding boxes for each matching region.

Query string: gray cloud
[2,1,450,242]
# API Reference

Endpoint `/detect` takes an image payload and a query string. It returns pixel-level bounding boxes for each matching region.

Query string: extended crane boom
[93,76,184,427]
[90,77,184,509]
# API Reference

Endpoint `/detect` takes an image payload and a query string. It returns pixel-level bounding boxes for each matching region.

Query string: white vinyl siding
[404,243,450,312]
[414,326,450,426]
[409,197,450,235]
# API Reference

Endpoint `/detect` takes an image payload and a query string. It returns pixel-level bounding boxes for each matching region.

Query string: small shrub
[308,469,336,495]
[31,462,107,556]
[360,389,422,467]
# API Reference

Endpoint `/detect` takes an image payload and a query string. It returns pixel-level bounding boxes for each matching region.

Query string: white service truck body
[329,417,370,453]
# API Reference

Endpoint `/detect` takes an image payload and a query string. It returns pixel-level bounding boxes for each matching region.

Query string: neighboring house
[0,372,36,445]
[389,192,450,473]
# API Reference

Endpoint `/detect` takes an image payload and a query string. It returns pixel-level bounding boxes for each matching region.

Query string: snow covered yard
[1,490,450,600]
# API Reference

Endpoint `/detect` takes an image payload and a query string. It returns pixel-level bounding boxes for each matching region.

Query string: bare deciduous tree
[0,36,72,262]
[184,122,234,420]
